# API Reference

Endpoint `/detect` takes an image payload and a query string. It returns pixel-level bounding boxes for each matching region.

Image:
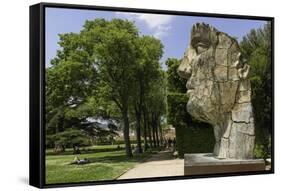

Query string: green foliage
[166,58,186,93]
[176,122,214,155]
[167,93,214,157]
[167,93,189,125]
[254,136,271,160]
[90,19,140,105]
[95,139,142,146]
[47,129,92,148]
[132,35,165,151]
[240,22,272,159]
[146,71,166,115]
[46,18,166,157]
[45,30,99,138]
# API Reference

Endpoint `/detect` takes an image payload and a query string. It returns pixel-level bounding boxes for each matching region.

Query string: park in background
[45,16,272,184]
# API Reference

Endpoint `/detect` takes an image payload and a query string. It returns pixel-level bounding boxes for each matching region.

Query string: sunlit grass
[46,145,152,184]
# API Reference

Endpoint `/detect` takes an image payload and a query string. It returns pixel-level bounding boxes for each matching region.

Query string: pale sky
[45,7,267,69]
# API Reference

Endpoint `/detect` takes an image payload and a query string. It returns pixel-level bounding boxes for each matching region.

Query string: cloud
[116,12,173,38]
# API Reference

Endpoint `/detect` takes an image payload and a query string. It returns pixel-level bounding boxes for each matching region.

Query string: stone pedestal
[184,153,265,176]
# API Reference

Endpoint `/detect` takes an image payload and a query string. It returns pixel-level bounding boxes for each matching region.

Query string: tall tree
[81,19,141,157]
[135,36,164,150]
[146,70,167,148]
[46,18,166,157]
[47,19,140,157]
[46,30,124,151]
[240,22,272,158]
[46,32,98,137]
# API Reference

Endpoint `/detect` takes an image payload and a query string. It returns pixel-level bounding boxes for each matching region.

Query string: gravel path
[118,150,184,179]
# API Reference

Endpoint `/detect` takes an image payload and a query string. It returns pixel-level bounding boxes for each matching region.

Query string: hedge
[167,93,215,158]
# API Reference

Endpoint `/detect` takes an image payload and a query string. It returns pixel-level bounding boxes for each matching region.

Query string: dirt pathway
[118,150,184,179]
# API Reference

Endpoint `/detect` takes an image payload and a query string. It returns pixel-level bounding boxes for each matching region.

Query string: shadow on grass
[67,152,153,165]
[87,155,142,164]
[71,150,171,165]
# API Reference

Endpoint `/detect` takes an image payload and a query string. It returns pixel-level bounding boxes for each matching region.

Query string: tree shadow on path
[143,149,175,162]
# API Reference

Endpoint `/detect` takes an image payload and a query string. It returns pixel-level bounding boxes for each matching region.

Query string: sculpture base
[184,153,265,175]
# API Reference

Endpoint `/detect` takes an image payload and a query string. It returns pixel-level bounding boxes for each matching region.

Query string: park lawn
[46,147,152,184]
[45,144,127,155]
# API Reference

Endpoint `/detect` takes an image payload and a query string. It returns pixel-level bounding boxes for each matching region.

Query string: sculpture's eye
[193,42,209,54]
[196,45,208,54]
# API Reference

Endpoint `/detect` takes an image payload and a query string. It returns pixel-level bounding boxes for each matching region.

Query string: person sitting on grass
[70,156,90,165]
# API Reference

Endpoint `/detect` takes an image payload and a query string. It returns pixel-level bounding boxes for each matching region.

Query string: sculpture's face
[178,23,249,124]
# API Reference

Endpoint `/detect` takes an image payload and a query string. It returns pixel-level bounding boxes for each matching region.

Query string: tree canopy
[46,18,272,160]
[240,22,272,159]
[46,18,166,157]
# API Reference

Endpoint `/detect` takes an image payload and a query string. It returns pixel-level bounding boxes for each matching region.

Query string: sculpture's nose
[178,56,192,80]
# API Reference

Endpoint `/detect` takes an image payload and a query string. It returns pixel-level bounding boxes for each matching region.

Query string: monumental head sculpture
[178,23,255,159]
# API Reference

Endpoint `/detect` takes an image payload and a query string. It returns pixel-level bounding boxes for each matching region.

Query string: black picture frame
[30,2,274,188]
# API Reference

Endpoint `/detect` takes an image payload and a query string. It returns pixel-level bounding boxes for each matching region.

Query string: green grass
[45,144,127,155]
[46,145,152,184]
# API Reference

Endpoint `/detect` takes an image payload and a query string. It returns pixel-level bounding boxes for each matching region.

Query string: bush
[176,123,214,157]
[254,136,271,159]
[94,139,141,145]
[46,129,92,149]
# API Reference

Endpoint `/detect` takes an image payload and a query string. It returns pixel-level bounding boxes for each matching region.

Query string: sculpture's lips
[186,82,194,90]
[186,82,194,95]
[187,89,194,95]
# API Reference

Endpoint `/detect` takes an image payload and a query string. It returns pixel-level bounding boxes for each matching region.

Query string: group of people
[163,137,176,150]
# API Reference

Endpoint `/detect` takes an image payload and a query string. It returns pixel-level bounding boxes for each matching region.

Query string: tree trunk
[151,113,156,148]
[57,115,65,132]
[142,105,148,151]
[135,104,143,154]
[159,118,163,146]
[147,112,153,148]
[155,115,160,147]
[140,78,148,151]
[122,108,132,157]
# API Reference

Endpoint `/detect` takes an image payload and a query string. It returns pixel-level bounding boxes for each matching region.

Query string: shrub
[167,93,214,158]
